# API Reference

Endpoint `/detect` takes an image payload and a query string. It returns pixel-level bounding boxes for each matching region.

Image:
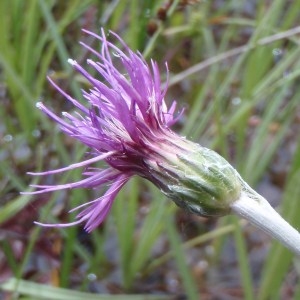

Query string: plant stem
[231,191,300,256]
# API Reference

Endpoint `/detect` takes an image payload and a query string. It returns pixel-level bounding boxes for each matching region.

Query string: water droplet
[197,260,208,270]
[32,129,41,138]
[112,51,121,58]
[3,134,13,142]
[272,48,283,64]
[166,276,179,293]
[47,70,55,76]
[272,48,282,57]
[205,245,215,256]
[231,97,241,106]
[87,273,97,281]
[145,8,151,18]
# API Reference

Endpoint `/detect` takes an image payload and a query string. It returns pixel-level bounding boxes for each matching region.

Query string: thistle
[25,28,300,255]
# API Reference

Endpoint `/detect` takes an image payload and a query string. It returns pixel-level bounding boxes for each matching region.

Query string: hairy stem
[231,191,300,256]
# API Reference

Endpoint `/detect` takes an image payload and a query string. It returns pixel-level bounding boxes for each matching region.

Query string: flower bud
[144,136,242,217]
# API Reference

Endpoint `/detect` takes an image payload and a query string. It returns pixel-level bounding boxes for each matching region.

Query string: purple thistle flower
[25,29,300,257]
[26,28,241,232]
[24,30,300,255]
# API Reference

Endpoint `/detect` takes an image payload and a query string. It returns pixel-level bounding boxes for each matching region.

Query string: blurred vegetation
[1,0,300,299]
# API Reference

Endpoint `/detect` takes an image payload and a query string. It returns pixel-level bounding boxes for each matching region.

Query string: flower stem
[231,191,300,256]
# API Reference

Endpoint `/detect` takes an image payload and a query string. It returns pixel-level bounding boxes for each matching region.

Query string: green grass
[1,0,300,299]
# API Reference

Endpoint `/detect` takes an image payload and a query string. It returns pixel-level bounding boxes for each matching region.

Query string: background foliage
[1,0,300,299]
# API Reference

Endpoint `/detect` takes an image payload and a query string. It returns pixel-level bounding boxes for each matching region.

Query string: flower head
[27,29,242,232]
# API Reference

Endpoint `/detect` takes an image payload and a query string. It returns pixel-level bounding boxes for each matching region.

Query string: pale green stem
[231,191,300,256]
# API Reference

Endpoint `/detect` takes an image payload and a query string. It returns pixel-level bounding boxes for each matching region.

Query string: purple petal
[27,151,115,176]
